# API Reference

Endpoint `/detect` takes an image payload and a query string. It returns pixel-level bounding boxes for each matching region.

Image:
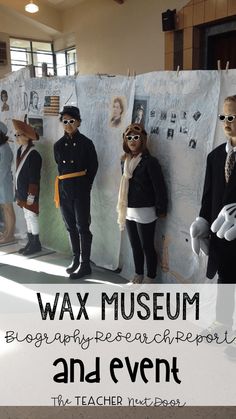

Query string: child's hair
[0,131,8,145]
[224,95,236,103]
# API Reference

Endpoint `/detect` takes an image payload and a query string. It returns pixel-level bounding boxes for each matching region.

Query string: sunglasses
[218,114,236,122]
[62,119,76,125]
[126,134,141,141]
[14,133,24,137]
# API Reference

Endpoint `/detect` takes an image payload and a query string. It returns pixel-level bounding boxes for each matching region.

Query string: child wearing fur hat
[13,119,42,255]
[0,122,15,244]
[117,123,168,284]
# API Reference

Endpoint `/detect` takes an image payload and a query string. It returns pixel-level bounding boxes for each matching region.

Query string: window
[55,47,77,76]
[10,38,55,76]
[32,41,54,76]
[10,38,77,77]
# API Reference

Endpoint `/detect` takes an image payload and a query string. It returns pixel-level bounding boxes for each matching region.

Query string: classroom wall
[164,0,236,70]
[0,0,188,77]
[0,5,54,78]
[0,6,54,41]
[54,0,187,74]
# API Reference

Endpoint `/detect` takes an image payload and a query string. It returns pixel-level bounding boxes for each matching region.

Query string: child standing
[117,123,168,284]
[13,119,42,255]
[190,95,236,340]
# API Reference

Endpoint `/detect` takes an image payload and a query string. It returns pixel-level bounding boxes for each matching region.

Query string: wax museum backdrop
[1,67,232,283]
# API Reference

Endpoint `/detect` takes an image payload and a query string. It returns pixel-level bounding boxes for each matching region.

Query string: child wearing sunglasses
[54,106,98,280]
[13,118,42,255]
[0,122,15,244]
[190,95,236,346]
[117,123,168,284]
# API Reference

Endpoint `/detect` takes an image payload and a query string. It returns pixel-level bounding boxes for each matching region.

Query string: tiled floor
[0,241,127,285]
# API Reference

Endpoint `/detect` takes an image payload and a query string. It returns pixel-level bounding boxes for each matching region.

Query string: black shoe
[66,257,80,274]
[70,263,92,280]
[23,234,42,256]
[18,233,33,254]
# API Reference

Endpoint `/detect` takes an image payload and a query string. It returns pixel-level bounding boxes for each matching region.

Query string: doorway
[207,30,236,69]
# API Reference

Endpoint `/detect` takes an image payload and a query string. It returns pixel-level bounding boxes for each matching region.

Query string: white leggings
[23,208,39,235]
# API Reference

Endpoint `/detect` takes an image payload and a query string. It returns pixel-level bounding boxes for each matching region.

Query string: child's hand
[211,203,236,241]
[26,194,35,206]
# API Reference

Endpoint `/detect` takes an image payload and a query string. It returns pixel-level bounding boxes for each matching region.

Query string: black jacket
[54,130,98,200]
[199,143,236,279]
[15,145,42,214]
[124,151,168,216]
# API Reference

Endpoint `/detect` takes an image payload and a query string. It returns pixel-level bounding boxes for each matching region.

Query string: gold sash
[54,171,86,208]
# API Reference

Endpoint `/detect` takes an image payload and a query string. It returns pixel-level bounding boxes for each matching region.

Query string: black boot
[70,232,92,280]
[66,257,80,274]
[23,234,42,256]
[70,262,92,280]
[18,233,33,254]
[66,232,81,274]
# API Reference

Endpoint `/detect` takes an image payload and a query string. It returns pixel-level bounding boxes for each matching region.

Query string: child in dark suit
[190,95,236,355]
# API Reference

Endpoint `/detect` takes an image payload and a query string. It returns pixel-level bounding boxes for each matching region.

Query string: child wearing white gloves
[190,95,236,351]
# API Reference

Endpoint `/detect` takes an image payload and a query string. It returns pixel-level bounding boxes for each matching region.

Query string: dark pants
[216,275,236,328]
[60,195,92,264]
[126,219,157,278]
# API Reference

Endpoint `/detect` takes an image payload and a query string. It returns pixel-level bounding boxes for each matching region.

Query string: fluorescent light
[25,0,39,13]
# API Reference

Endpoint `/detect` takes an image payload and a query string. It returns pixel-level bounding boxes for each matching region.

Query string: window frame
[55,46,77,76]
[10,38,77,77]
[10,37,55,76]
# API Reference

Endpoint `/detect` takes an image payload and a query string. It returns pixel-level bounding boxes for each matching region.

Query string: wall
[0,0,188,77]
[165,0,236,70]
[55,0,187,74]
[0,4,56,79]
[0,6,54,41]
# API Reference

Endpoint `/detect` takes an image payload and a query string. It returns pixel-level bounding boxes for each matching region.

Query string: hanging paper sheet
[121,70,221,283]
[75,75,135,270]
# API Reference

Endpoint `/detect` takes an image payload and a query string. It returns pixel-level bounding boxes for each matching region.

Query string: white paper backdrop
[121,71,221,283]
[76,75,135,270]
[1,69,235,283]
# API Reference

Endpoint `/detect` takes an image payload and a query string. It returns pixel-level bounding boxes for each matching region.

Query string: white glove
[211,203,236,241]
[190,216,210,255]
[27,193,35,206]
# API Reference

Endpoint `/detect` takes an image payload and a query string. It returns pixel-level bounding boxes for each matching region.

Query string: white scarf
[117,153,142,231]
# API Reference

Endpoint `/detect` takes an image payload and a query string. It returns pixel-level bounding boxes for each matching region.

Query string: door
[207,30,236,69]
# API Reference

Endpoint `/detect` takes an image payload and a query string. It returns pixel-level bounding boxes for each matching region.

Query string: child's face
[126,131,142,154]
[222,101,236,139]
[15,132,29,146]
[61,113,80,135]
